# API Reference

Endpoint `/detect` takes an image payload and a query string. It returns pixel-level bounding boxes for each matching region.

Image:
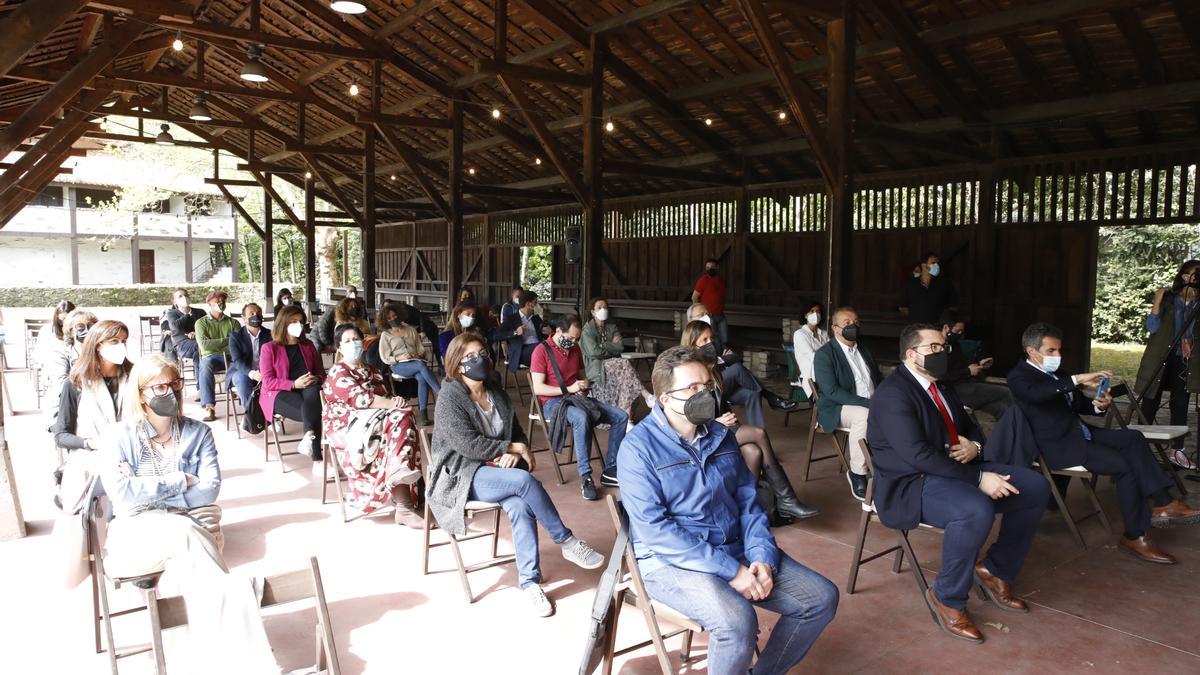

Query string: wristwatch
[972,440,983,459]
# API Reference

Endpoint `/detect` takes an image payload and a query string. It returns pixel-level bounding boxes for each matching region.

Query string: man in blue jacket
[867,324,1049,644]
[227,302,270,430]
[618,346,837,674]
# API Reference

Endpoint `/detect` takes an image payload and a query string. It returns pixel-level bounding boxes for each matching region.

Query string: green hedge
[0,283,304,309]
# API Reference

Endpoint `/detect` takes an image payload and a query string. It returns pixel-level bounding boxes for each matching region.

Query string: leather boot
[762,464,819,520]
[393,486,424,529]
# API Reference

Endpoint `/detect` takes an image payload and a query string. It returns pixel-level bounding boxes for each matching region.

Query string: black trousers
[1139,353,1191,450]
[1082,427,1174,538]
[952,381,1011,420]
[274,384,322,442]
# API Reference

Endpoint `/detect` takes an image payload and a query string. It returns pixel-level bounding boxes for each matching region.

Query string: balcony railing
[1,204,235,240]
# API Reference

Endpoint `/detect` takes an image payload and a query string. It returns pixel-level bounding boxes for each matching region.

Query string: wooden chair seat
[1034,454,1112,549]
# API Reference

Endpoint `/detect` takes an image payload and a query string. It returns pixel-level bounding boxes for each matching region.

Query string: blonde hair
[686,303,709,321]
[125,353,183,423]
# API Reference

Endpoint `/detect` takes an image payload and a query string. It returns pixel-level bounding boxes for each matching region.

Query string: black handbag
[243,382,266,434]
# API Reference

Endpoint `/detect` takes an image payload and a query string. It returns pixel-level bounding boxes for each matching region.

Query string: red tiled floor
[2,380,1198,673]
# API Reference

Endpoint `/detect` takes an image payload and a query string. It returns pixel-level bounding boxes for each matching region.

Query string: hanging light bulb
[349,82,360,97]
[240,45,269,83]
[704,117,713,126]
[330,1,367,14]
[534,157,542,166]
[154,124,175,145]
[778,110,787,121]
[172,32,184,52]
[491,106,501,119]
[304,171,313,179]
[188,93,212,121]
[605,119,615,133]
[468,167,476,176]
[389,174,396,180]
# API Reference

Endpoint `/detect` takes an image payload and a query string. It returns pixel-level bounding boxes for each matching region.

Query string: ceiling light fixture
[304,171,313,179]
[491,106,501,119]
[155,124,175,145]
[468,167,476,176]
[390,174,396,180]
[188,93,212,121]
[778,110,787,120]
[330,1,367,14]
[172,32,184,51]
[240,45,269,83]
[534,157,542,166]
[704,117,713,126]
[349,82,360,97]
[605,119,615,133]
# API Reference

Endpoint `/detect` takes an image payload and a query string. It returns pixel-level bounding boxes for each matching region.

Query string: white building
[0,145,241,286]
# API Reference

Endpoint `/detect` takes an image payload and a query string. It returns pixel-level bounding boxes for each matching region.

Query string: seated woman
[272,287,295,317]
[322,324,423,527]
[379,304,440,426]
[100,354,279,673]
[42,309,97,428]
[438,302,485,355]
[580,297,653,423]
[316,296,372,354]
[36,299,76,362]
[456,286,496,332]
[792,299,830,400]
[54,320,133,457]
[261,305,326,461]
[429,333,605,617]
[681,320,818,522]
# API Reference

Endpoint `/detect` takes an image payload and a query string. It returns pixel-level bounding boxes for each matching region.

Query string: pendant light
[155,124,175,145]
[188,93,212,121]
[330,1,367,14]
[240,45,269,83]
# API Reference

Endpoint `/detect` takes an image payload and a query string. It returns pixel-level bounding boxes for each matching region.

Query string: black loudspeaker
[564,225,582,263]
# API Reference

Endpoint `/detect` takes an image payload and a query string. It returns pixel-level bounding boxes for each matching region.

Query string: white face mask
[99,342,127,365]
[698,314,712,326]
[459,314,475,328]
[286,322,304,338]
[928,262,941,277]
[175,298,189,310]
[281,297,292,306]
[209,304,223,316]
[806,312,820,326]
[347,292,356,299]
[341,339,364,361]
[594,308,609,321]
[1040,354,1062,373]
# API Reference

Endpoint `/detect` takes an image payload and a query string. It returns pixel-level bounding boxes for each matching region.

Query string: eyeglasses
[914,342,952,354]
[144,379,184,396]
[665,380,715,399]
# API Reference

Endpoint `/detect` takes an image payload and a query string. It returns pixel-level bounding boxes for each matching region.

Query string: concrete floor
[1,358,1199,674]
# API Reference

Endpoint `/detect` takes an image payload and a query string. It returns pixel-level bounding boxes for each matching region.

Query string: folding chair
[802,379,850,481]
[264,415,305,473]
[145,557,341,675]
[139,315,162,356]
[1032,451,1112,549]
[319,436,350,522]
[526,384,605,485]
[1105,381,1189,496]
[225,385,245,438]
[499,341,530,406]
[845,440,948,630]
[418,429,516,604]
[781,346,813,428]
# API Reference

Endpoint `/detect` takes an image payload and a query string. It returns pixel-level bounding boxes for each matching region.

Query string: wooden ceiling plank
[0,0,90,77]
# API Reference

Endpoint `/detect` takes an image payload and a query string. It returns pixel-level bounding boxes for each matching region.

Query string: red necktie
[928,383,958,445]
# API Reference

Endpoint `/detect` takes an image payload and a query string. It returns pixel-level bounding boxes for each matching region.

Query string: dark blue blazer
[1006,360,1100,469]
[228,326,270,376]
[865,365,984,530]
[493,311,544,372]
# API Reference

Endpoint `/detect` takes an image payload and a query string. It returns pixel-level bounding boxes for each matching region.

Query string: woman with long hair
[680,320,818,522]
[42,309,97,427]
[438,302,484,355]
[322,324,423,526]
[36,299,76,358]
[53,319,133,454]
[379,303,440,426]
[260,305,326,460]
[580,297,654,421]
[272,287,295,317]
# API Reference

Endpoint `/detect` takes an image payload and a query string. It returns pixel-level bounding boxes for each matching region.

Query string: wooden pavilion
[2,0,1199,371]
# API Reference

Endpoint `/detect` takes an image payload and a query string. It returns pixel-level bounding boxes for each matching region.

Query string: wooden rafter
[299,152,365,229]
[373,123,452,221]
[213,182,266,239]
[0,0,89,78]
[495,72,588,205]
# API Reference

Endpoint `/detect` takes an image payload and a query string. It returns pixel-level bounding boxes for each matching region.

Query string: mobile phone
[1096,376,1111,399]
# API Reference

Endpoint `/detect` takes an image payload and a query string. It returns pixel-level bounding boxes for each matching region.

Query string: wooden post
[581,34,605,306]
[184,217,194,283]
[824,3,856,311]
[69,187,80,285]
[262,176,275,305]
[733,186,749,305]
[482,213,493,303]
[305,177,317,312]
[362,62,379,309]
[448,100,464,305]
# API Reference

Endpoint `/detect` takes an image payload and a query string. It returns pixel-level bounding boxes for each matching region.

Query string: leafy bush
[1092,224,1200,343]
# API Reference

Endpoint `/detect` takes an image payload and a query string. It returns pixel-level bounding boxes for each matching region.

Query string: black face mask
[247,315,263,328]
[146,390,179,417]
[699,342,717,359]
[920,351,950,379]
[677,388,718,425]
[705,268,718,276]
[841,325,859,343]
[557,336,576,350]
[73,325,90,341]
[388,319,405,329]
[461,353,491,382]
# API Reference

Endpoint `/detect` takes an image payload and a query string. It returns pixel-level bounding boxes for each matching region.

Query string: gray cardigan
[428,379,529,536]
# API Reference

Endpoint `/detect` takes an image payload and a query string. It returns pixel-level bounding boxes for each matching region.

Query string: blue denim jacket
[100,416,221,518]
[616,406,779,581]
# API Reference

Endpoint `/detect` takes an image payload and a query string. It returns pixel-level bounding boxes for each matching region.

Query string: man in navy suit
[867,324,1049,644]
[493,290,550,373]
[1007,322,1199,565]
[228,302,270,431]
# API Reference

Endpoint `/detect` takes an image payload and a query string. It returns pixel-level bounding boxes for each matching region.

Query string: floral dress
[321,362,420,514]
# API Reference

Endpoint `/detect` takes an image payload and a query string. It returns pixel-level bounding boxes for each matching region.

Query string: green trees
[1093,224,1200,343]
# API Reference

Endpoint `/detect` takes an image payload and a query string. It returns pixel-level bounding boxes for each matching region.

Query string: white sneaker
[524,584,554,617]
[297,433,314,458]
[562,537,605,570]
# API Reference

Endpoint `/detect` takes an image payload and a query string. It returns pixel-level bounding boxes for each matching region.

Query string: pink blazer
[259,340,326,421]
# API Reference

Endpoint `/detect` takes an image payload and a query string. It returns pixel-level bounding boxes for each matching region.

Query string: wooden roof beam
[475,59,591,88]
[299,152,364,229]
[283,142,366,157]
[355,112,451,130]
[603,159,741,186]
[496,72,588,205]
[85,1,195,21]
[213,182,265,239]
[0,0,90,78]
[154,18,379,61]
[373,123,452,221]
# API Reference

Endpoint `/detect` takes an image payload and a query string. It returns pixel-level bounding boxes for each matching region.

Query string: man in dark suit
[1008,322,1200,564]
[867,324,1049,644]
[813,307,882,500]
[228,302,270,431]
[493,289,550,373]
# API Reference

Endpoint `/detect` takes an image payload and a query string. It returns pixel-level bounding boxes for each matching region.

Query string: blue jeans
[469,465,571,588]
[390,360,441,411]
[228,364,254,411]
[198,354,227,407]
[643,553,838,675]
[920,462,1049,609]
[542,396,627,477]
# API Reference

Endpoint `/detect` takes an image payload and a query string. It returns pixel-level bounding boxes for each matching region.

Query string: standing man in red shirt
[692,258,728,347]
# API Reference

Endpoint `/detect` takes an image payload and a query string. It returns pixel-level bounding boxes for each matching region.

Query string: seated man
[530,315,627,501]
[619,346,838,673]
[194,290,239,422]
[1008,322,1200,564]
[687,303,799,428]
[938,310,1010,420]
[867,324,1049,644]
[813,306,881,500]
[495,289,549,374]
[227,302,270,431]
[164,287,204,362]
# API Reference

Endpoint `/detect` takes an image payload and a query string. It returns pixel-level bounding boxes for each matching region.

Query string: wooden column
[581,34,605,306]
[971,164,998,334]
[824,4,856,311]
[130,216,140,283]
[69,187,80,285]
[732,186,749,305]
[262,176,275,305]
[304,177,317,312]
[184,217,193,283]
[362,62,379,309]
[447,100,464,304]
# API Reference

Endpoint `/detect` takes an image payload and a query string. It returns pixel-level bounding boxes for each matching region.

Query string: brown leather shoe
[1119,535,1177,564]
[202,405,216,422]
[1151,499,1200,527]
[974,561,1029,613]
[925,588,983,644]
